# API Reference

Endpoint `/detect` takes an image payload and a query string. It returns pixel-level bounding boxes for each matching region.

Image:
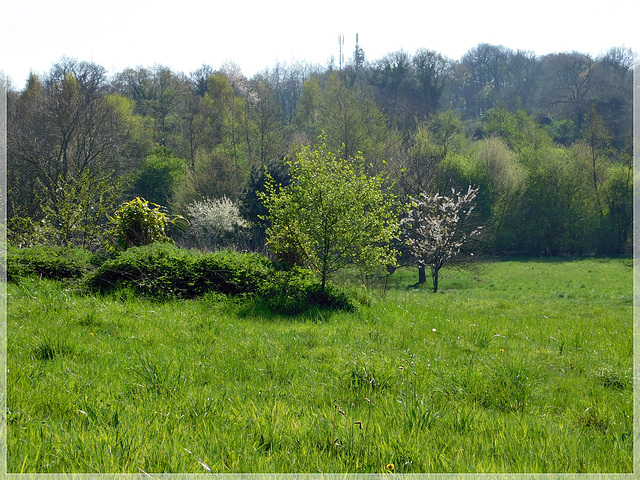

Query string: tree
[600,162,632,253]
[412,48,452,117]
[259,137,399,291]
[239,157,291,251]
[260,60,317,127]
[401,186,481,292]
[7,58,131,246]
[471,137,527,253]
[132,146,186,207]
[171,147,245,213]
[301,72,394,169]
[591,47,633,153]
[368,50,417,131]
[575,106,612,219]
[457,43,512,117]
[518,148,593,255]
[537,52,594,129]
[200,73,254,172]
[398,110,466,196]
[247,77,285,165]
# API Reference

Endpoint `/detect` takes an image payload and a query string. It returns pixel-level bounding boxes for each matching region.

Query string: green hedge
[85,243,271,299]
[9,243,359,312]
[7,245,100,281]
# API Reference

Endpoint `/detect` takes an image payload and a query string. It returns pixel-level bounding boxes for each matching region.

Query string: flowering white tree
[401,186,482,292]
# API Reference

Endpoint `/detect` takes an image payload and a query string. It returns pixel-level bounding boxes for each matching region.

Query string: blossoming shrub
[184,196,248,251]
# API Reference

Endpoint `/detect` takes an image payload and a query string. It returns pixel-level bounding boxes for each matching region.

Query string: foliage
[171,147,246,213]
[599,162,633,253]
[7,245,99,282]
[6,215,47,249]
[85,243,270,298]
[401,186,482,292]
[194,248,271,296]
[297,72,397,169]
[132,146,186,206]
[43,168,123,249]
[7,59,132,247]
[518,148,595,255]
[183,196,248,251]
[6,48,633,256]
[258,267,356,315]
[239,158,291,248]
[481,107,552,153]
[470,137,527,251]
[260,137,399,290]
[318,73,394,166]
[8,166,122,250]
[105,197,173,252]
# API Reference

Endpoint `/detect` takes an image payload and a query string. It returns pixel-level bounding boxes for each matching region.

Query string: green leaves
[260,137,399,290]
[132,147,186,206]
[86,243,270,298]
[105,197,172,252]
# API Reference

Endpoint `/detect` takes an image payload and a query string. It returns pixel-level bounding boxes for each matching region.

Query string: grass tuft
[31,337,75,361]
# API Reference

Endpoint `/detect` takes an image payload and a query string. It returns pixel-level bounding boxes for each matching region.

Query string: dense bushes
[9,243,358,312]
[7,245,100,281]
[86,243,271,298]
[87,244,355,311]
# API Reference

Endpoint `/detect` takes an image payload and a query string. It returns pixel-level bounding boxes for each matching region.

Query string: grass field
[6,257,633,473]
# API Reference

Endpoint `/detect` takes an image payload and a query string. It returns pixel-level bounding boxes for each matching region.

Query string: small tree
[20,167,121,249]
[402,186,481,292]
[259,137,399,291]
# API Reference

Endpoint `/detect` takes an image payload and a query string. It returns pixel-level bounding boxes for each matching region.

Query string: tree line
[6,43,633,256]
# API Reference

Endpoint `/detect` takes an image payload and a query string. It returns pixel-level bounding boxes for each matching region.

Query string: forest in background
[6,43,634,257]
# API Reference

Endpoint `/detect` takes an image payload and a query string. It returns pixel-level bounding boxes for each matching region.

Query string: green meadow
[7,257,633,473]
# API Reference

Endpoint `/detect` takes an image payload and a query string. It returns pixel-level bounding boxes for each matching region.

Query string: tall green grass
[7,257,633,473]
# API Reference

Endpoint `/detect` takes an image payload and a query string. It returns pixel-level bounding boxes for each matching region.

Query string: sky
[2,0,638,87]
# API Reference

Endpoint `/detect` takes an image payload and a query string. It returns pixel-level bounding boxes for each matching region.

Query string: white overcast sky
[2,0,638,87]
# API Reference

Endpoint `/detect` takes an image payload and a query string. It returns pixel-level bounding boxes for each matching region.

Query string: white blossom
[401,186,482,291]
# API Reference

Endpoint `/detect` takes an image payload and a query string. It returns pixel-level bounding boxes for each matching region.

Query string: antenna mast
[339,33,344,70]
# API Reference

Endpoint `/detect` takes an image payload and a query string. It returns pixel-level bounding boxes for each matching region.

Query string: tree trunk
[432,266,439,293]
[418,266,426,284]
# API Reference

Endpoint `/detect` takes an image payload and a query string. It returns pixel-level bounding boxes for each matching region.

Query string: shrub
[259,137,399,291]
[86,243,271,299]
[105,197,173,252]
[195,249,270,296]
[184,196,248,251]
[7,245,98,281]
[259,267,356,315]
